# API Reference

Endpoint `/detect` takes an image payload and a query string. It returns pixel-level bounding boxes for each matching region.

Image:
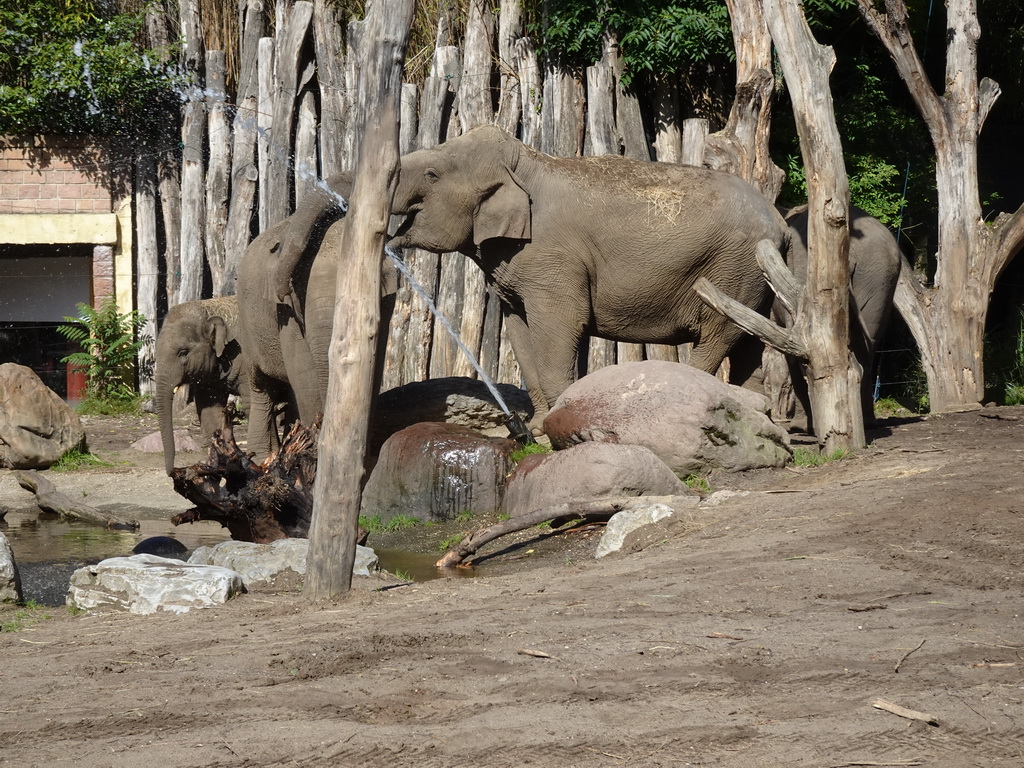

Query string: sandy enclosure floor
[1,407,1023,767]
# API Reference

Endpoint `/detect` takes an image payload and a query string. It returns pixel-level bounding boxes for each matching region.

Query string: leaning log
[170,417,318,544]
[435,495,694,567]
[14,470,139,530]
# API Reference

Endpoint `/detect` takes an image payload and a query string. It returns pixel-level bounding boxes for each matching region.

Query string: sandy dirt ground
[1,406,1023,767]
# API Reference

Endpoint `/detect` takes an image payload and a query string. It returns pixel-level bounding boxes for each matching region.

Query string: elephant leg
[246,369,281,459]
[688,323,744,377]
[192,385,228,445]
[504,304,584,431]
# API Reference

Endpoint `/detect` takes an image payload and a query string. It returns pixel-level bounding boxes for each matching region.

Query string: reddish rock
[503,441,693,519]
[543,360,791,476]
[360,422,519,524]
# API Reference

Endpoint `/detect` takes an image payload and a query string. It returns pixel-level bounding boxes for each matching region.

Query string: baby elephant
[154,296,248,475]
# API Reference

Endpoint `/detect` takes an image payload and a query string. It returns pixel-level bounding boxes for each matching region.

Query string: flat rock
[131,429,200,453]
[595,499,706,559]
[67,554,245,615]
[372,377,533,453]
[188,538,379,586]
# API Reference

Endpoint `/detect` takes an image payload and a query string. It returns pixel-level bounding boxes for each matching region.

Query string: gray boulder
[543,360,792,476]
[188,538,379,586]
[503,441,694,519]
[361,422,519,524]
[0,363,86,469]
[0,532,23,604]
[67,555,244,615]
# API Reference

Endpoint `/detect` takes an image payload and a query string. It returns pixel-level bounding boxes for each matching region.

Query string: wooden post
[759,0,861,450]
[452,0,495,380]
[205,50,231,296]
[257,37,274,233]
[222,0,265,294]
[313,0,350,178]
[304,0,414,601]
[267,1,314,226]
[135,146,159,399]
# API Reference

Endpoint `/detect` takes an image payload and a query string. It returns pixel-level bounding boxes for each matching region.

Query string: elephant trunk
[156,367,181,476]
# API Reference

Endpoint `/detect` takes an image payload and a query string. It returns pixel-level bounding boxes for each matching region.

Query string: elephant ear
[473,172,531,246]
[207,316,230,358]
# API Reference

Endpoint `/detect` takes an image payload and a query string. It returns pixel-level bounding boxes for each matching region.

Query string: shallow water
[1,512,472,606]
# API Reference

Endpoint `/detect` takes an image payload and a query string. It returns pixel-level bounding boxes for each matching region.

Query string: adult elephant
[388,125,789,428]
[236,174,397,458]
[155,295,248,475]
[782,204,901,427]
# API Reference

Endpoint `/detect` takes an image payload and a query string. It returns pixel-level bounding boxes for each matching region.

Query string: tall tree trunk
[305,0,414,601]
[855,0,1024,412]
[135,147,159,400]
[762,0,861,450]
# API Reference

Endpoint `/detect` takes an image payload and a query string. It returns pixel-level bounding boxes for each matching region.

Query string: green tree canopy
[0,0,182,136]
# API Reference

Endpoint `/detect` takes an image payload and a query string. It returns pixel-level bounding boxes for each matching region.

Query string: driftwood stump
[14,470,139,530]
[170,414,318,544]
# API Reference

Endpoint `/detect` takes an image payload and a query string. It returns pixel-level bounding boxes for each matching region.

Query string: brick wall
[0,136,115,214]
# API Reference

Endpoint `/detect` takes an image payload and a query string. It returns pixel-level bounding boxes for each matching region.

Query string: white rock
[701,489,752,506]
[595,503,676,559]
[188,538,379,584]
[0,532,22,604]
[67,554,244,615]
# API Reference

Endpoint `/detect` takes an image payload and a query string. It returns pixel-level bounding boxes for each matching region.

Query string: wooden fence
[137,0,725,397]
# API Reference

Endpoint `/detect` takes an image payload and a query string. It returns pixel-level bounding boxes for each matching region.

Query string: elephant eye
[177,348,189,358]
[424,168,439,183]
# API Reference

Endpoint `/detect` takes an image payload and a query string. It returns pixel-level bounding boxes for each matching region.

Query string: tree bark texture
[205,50,231,296]
[757,0,861,450]
[855,0,1024,412]
[304,0,414,601]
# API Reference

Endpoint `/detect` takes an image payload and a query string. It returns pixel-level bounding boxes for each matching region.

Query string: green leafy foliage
[0,0,183,135]
[526,0,733,85]
[56,295,151,408]
[776,56,931,227]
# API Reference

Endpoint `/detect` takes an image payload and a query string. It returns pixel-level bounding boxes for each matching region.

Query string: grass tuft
[50,447,114,472]
[793,447,849,467]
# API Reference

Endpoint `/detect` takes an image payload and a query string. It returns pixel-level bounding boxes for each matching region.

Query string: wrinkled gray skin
[389,125,789,428]
[236,174,397,458]
[155,296,248,475]
[783,204,902,428]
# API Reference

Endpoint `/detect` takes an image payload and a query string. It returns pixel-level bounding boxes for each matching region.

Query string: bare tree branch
[693,277,806,358]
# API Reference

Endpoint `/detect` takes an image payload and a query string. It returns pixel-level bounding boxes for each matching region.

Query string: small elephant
[236,175,397,458]
[389,125,790,428]
[155,295,248,475]
[782,204,902,427]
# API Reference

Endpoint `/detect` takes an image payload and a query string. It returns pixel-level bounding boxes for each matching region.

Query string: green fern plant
[56,296,151,407]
